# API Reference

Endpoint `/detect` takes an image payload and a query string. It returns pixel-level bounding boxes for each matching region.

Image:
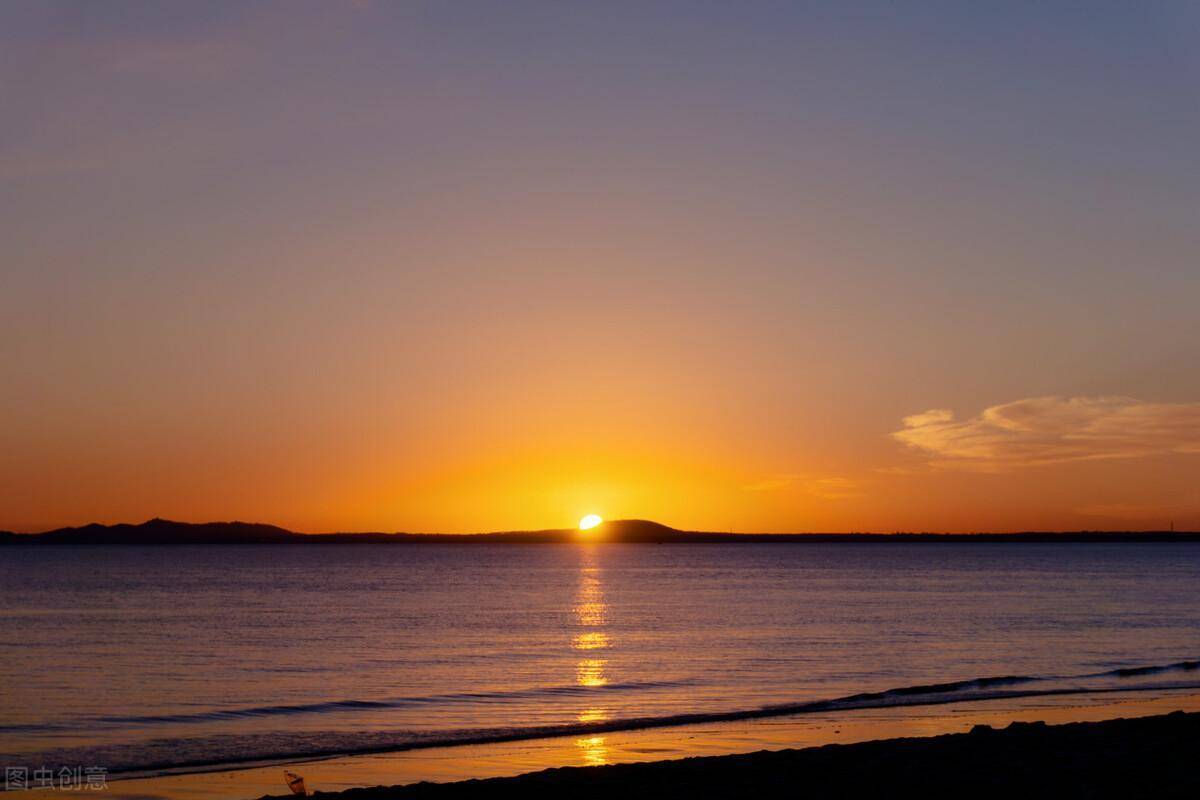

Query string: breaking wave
[7,659,1200,778]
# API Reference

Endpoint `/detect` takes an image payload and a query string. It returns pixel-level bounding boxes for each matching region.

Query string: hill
[25,517,301,544]
[1,518,1197,544]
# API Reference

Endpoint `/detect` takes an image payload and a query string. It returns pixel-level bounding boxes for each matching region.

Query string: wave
[812,659,1200,712]
[8,659,1200,777]
[0,680,695,734]
[95,680,695,726]
[1097,659,1200,678]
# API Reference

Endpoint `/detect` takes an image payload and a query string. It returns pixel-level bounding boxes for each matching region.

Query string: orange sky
[2,3,1199,533]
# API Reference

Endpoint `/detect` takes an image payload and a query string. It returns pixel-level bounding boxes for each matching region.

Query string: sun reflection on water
[575,658,608,687]
[577,707,609,723]
[573,548,612,722]
[575,735,608,766]
[571,631,610,650]
[574,567,608,626]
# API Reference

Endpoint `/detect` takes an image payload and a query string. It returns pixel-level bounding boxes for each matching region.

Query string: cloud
[743,474,863,499]
[893,396,1200,470]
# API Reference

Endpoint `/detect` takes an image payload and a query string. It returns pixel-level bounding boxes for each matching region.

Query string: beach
[9,3,1200,797]
[7,544,1200,799]
[274,709,1200,799]
[13,689,1200,800]
[8,544,1200,780]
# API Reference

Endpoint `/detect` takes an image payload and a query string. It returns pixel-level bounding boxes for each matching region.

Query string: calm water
[4,543,1200,773]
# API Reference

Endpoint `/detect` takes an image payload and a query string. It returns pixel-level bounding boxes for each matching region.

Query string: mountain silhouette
[27,518,300,545]
[2,517,690,545]
[1,518,1195,544]
[590,519,686,541]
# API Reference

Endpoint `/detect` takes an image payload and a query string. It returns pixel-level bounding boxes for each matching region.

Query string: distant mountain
[25,518,301,545]
[1,517,1197,544]
[596,519,694,542]
[0,517,690,545]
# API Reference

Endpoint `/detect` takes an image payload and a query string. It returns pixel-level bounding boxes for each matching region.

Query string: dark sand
[263,711,1200,799]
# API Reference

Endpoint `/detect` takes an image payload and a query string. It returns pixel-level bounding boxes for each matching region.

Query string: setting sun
[5,4,1199,797]
[579,514,603,531]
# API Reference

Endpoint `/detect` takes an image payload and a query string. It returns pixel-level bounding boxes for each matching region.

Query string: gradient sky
[3,1,1199,533]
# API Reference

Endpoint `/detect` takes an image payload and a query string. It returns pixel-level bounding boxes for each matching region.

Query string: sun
[579,514,603,531]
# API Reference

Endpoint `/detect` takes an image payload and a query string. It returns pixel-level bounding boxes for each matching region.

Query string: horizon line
[4,517,1197,539]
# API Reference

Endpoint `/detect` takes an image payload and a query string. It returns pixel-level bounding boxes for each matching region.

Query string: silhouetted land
[261,711,1200,799]
[2,518,1198,544]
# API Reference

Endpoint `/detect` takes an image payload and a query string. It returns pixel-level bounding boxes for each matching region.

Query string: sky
[2,1,1199,533]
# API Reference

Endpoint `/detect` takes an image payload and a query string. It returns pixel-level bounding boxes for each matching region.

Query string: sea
[3,543,1200,776]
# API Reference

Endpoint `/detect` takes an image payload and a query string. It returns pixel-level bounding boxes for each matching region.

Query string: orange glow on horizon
[2,6,1197,538]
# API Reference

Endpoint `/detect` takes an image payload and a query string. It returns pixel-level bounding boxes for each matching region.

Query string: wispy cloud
[893,396,1200,470]
[743,474,863,499]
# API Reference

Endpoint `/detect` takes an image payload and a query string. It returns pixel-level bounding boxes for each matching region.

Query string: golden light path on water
[573,546,610,765]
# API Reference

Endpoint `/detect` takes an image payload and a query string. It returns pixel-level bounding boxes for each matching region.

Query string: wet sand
[20,690,1200,800]
[296,709,1200,799]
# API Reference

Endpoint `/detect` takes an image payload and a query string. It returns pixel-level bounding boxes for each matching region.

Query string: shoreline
[16,689,1200,800]
[64,681,1200,779]
[275,709,1200,799]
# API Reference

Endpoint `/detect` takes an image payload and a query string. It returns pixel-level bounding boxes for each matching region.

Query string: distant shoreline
[3,518,1198,544]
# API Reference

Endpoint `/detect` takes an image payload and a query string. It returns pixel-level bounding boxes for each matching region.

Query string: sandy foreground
[274,709,1200,799]
[18,690,1200,800]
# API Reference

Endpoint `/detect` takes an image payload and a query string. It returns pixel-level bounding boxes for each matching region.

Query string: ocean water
[3,543,1200,774]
